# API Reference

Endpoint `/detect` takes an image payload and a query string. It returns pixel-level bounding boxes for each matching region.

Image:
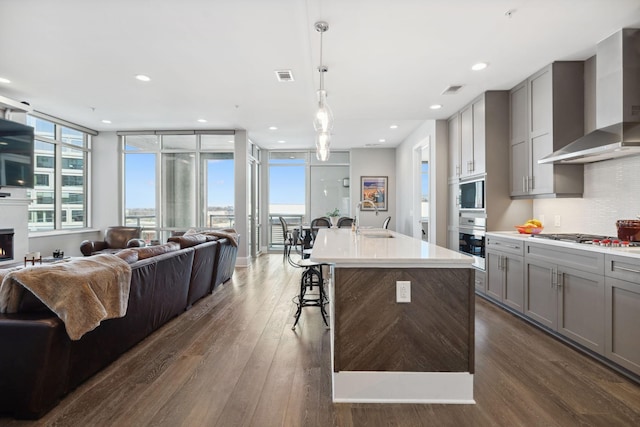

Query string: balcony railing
[269,214,304,248]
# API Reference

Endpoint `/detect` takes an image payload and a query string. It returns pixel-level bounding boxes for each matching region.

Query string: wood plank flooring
[3,254,640,426]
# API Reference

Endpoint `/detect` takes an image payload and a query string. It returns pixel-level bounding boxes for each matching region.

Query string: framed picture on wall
[360,176,388,211]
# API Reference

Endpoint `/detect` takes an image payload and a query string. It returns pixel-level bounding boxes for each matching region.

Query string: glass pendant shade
[316,145,330,161]
[313,90,334,133]
[315,131,331,161]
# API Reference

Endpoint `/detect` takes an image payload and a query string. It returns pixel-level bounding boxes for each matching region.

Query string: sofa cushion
[115,249,139,264]
[168,234,207,248]
[133,242,180,260]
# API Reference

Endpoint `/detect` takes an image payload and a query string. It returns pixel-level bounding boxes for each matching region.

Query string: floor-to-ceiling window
[269,152,306,248]
[27,114,93,232]
[268,150,349,249]
[122,131,234,243]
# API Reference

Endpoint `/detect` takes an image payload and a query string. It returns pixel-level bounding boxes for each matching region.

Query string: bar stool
[287,231,329,330]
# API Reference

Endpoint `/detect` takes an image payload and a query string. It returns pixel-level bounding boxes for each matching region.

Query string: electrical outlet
[554,215,561,227]
[396,281,411,303]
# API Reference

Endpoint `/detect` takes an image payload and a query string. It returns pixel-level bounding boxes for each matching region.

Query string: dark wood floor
[4,254,640,427]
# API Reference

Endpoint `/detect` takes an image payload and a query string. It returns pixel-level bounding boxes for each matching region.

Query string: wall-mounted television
[0,117,34,189]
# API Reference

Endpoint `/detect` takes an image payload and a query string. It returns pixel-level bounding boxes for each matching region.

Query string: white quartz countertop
[487,231,640,260]
[310,228,474,268]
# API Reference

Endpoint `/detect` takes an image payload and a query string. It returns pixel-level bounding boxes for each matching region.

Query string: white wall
[394,120,448,246]
[534,155,640,236]
[350,148,396,229]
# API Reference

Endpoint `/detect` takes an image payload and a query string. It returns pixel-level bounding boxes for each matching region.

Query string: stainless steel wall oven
[459,216,486,270]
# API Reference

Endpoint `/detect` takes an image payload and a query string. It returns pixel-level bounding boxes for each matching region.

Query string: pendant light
[314,21,332,161]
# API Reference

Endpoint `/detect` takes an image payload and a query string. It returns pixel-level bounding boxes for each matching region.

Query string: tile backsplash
[534,155,640,236]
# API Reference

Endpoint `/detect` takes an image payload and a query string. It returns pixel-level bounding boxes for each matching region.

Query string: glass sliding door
[309,165,350,220]
[162,152,196,228]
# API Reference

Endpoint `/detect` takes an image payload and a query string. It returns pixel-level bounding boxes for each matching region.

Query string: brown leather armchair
[80,226,145,256]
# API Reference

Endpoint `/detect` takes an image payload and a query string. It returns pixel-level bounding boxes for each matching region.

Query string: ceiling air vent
[275,70,294,82]
[442,85,463,95]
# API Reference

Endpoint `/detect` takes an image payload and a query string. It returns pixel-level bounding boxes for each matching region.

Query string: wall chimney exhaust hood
[539,29,640,164]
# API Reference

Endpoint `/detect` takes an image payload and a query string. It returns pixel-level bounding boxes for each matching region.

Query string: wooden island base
[311,228,475,403]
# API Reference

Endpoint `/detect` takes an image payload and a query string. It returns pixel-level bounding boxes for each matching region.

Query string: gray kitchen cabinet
[450,92,504,181]
[459,99,486,178]
[604,254,640,375]
[509,62,584,198]
[485,235,524,312]
[524,242,605,354]
[448,114,460,180]
[446,182,459,251]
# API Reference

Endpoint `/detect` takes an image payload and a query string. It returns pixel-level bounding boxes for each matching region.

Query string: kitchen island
[310,228,475,403]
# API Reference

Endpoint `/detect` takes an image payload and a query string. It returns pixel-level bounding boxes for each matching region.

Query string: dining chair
[279,216,297,261]
[337,217,354,228]
[382,216,391,229]
[310,217,331,239]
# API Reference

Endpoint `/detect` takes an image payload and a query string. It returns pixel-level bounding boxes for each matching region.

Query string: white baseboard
[333,371,474,404]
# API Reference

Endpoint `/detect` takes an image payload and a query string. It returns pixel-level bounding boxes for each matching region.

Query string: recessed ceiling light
[101,119,112,124]
[379,139,386,143]
[269,126,278,130]
[471,62,488,71]
[228,140,234,143]
[135,74,151,82]
[430,104,442,110]
[278,140,286,144]
[389,124,398,129]
[0,77,10,84]
[197,119,207,123]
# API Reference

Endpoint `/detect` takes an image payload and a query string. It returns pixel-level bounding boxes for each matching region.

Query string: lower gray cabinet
[525,243,605,354]
[486,236,524,312]
[605,255,640,376]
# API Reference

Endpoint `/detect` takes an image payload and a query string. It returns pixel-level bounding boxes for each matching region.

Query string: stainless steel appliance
[539,29,640,164]
[459,216,486,270]
[459,179,485,211]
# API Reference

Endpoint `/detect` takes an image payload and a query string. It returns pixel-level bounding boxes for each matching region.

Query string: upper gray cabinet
[509,62,585,198]
[449,92,505,181]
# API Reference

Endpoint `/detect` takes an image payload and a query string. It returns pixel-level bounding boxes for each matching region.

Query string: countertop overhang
[310,228,473,268]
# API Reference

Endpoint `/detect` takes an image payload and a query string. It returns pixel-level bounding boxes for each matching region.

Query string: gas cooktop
[530,233,640,247]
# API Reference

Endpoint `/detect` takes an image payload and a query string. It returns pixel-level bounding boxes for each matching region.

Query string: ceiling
[1,0,640,151]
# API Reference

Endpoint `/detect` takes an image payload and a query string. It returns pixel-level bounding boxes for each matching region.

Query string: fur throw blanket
[0,254,132,340]
[202,230,239,247]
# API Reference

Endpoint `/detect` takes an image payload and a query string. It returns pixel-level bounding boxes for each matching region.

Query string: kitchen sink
[360,231,394,238]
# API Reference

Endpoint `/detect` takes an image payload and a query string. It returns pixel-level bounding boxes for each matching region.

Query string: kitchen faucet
[355,199,379,233]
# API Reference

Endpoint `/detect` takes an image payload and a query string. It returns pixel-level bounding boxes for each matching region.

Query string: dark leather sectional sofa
[0,232,238,419]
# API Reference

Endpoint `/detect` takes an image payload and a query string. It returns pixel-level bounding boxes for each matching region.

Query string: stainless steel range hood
[539,29,640,164]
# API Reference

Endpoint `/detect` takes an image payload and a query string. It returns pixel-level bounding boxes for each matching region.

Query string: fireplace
[0,229,15,261]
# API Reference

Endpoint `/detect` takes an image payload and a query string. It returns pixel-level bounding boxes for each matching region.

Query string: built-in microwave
[459,179,485,210]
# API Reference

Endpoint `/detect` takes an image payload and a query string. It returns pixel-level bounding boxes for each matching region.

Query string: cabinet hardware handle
[470,160,474,172]
[612,265,640,274]
[550,269,555,288]
[529,176,534,191]
[557,272,564,289]
[522,176,526,193]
